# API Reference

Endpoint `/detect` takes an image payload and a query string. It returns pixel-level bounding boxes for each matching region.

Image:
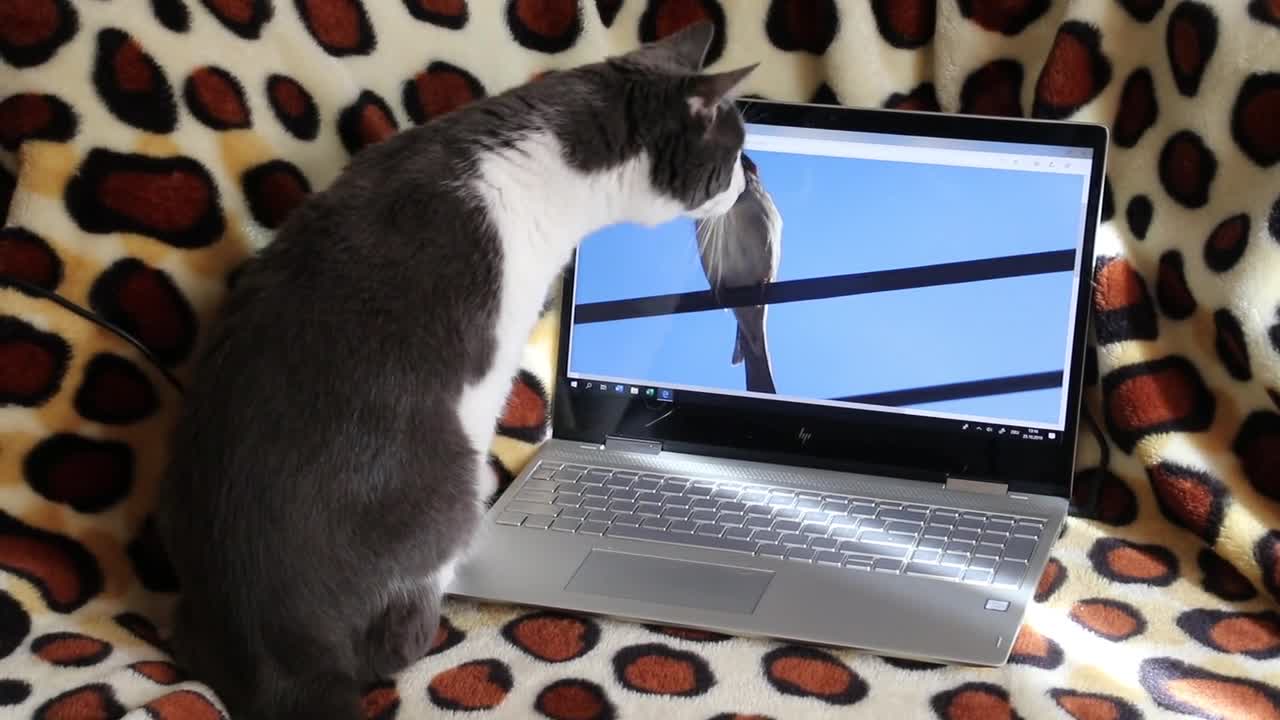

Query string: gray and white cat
[155,21,754,720]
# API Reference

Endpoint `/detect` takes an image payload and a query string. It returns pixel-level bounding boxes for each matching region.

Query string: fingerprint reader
[984,599,1010,612]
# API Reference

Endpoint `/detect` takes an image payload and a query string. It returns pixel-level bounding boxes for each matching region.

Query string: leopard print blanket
[1,1,1278,718]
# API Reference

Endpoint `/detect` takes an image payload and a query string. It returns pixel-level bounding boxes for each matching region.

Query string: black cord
[2,277,185,393]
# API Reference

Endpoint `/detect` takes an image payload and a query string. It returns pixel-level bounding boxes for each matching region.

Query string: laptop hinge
[604,435,662,456]
[945,476,1009,495]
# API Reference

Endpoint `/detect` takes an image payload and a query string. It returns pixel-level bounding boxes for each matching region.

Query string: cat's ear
[686,64,757,122]
[635,20,716,71]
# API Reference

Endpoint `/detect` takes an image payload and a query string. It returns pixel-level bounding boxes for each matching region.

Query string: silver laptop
[449,99,1107,667]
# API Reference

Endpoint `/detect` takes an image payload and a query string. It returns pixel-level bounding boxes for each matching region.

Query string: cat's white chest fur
[457,132,744,495]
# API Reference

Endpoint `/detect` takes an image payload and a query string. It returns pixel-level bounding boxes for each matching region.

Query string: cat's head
[607,22,757,224]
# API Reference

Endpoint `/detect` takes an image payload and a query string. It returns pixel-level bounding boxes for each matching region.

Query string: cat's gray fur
[156,22,753,720]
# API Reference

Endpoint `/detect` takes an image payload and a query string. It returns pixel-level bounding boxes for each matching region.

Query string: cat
[155,20,755,720]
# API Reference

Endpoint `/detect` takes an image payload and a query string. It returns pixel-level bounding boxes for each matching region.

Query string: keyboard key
[969,556,997,571]
[691,498,719,511]
[962,569,992,585]
[840,541,910,559]
[686,484,714,497]
[845,557,874,571]
[815,550,844,566]
[906,504,931,513]
[610,489,639,501]
[786,547,815,561]
[561,508,590,520]
[516,490,556,503]
[716,513,747,526]
[860,531,913,547]
[879,508,928,523]
[796,497,822,510]
[611,470,637,479]
[922,525,951,538]
[724,527,754,541]
[775,520,802,533]
[906,562,963,580]
[574,520,605,535]
[919,537,946,550]
[496,512,525,526]
[928,512,956,527]
[740,491,767,504]
[608,501,638,514]
[606,524,755,553]
[951,529,980,543]
[956,517,984,531]
[831,526,860,540]
[987,520,1014,534]
[1012,523,1042,538]
[531,467,555,480]
[605,476,632,488]
[757,544,786,558]
[775,508,803,520]
[960,511,986,519]
[696,523,724,537]
[641,517,669,530]
[945,540,975,554]
[745,504,772,517]
[564,465,589,473]
[886,520,923,536]
[1004,537,1037,561]
[989,513,1015,523]
[878,501,903,509]
[551,518,580,532]
[668,520,697,533]
[522,479,559,493]
[635,503,663,516]
[524,514,556,529]
[658,481,686,494]
[712,488,739,500]
[582,496,609,510]
[582,485,610,498]
[719,501,747,514]
[849,503,877,517]
[661,507,691,520]
[780,533,808,547]
[821,500,850,514]
[586,511,614,523]
[860,519,886,532]
[552,495,583,509]
[845,553,876,568]
[612,513,642,527]
[913,550,940,564]
[873,558,903,573]
[634,479,660,492]
[993,560,1028,587]
[636,492,664,504]
[690,510,718,523]
[556,483,586,495]
[800,523,829,537]
[752,530,782,544]
[810,536,838,551]
[979,532,1008,547]
[942,553,969,566]
[803,511,833,525]
[509,501,555,515]
[661,495,693,508]
[974,543,1003,558]
[745,516,773,529]
[551,470,581,482]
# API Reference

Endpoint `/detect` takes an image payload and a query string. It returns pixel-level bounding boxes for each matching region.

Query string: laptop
[449,99,1107,667]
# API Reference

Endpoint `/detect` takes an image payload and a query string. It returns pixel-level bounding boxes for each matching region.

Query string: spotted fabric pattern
[1,1,1279,718]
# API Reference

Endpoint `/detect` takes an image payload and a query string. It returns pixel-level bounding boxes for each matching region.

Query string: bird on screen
[694,152,782,394]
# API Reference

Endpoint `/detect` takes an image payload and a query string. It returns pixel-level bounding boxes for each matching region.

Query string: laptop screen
[563,120,1095,447]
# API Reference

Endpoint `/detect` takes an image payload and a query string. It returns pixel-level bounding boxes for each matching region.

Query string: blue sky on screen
[569,150,1087,426]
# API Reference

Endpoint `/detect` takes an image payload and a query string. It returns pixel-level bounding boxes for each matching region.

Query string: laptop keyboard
[495,461,1046,588]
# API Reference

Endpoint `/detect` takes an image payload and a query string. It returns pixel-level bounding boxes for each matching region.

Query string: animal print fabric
[0,0,1278,718]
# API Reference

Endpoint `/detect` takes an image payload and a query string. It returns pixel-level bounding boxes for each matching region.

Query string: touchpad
[564,550,774,615]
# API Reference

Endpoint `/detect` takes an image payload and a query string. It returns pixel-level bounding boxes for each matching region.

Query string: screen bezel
[552,99,1108,499]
